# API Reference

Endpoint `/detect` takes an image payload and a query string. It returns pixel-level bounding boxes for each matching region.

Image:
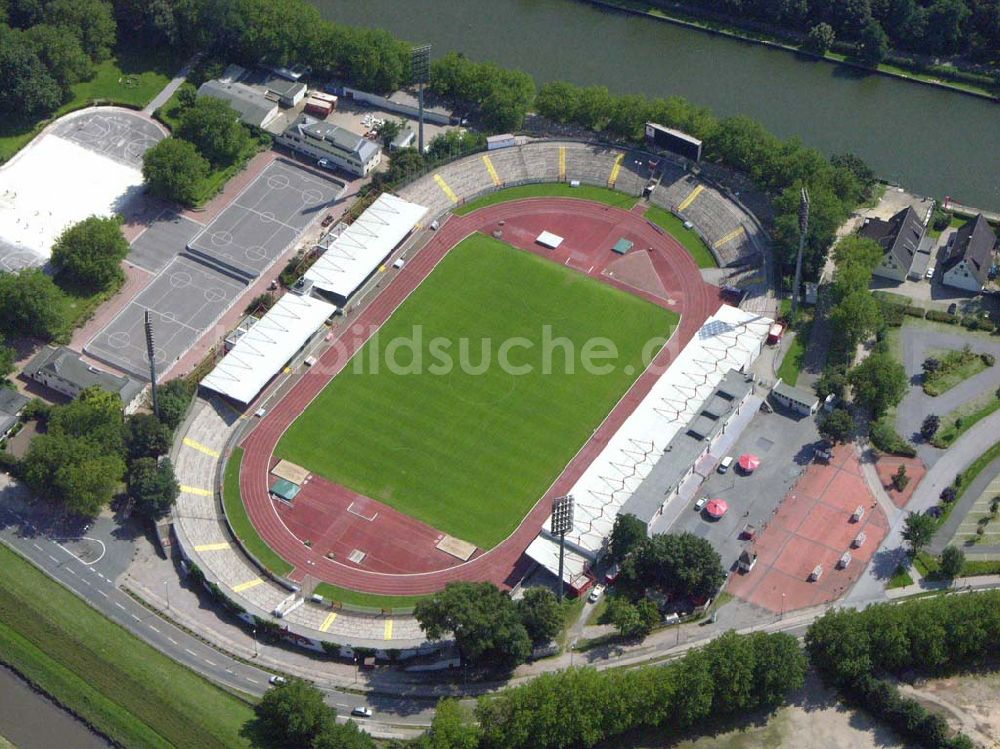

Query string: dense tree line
[254,678,373,749]
[805,592,1000,748]
[655,0,1000,63]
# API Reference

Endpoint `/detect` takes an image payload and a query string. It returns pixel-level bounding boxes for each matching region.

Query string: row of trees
[12,379,192,518]
[663,0,1000,62]
[1,0,117,121]
[532,81,876,282]
[255,678,373,749]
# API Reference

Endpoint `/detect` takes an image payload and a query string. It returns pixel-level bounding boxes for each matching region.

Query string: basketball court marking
[51,109,165,168]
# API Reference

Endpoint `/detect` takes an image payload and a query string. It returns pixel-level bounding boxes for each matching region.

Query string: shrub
[892,465,909,492]
[981,353,996,367]
[925,310,960,324]
[940,486,957,503]
[904,306,926,318]
[920,414,940,440]
[870,418,916,457]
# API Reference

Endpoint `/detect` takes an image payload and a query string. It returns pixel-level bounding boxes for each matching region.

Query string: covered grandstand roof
[304,193,427,300]
[526,305,772,580]
[200,293,336,404]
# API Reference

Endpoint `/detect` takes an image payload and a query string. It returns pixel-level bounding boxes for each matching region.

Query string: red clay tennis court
[728,444,888,613]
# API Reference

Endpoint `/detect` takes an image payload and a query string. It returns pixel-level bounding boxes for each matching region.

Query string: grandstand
[525,304,772,591]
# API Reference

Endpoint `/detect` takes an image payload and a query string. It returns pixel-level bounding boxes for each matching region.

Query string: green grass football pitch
[277,234,678,549]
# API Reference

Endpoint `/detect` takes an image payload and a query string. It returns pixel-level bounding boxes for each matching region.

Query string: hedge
[925,310,960,324]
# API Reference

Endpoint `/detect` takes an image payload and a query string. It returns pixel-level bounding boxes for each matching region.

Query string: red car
[321,215,334,228]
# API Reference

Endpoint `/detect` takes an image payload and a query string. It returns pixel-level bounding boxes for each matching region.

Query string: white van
[718,456,734,474]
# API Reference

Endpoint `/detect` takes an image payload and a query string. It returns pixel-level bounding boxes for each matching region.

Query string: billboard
[645,122,702,162]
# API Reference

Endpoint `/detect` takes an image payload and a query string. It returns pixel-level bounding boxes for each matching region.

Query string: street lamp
[780,593,786,620]
[251,628,258,658]
[354,655,359,684]
[163,579,170,610]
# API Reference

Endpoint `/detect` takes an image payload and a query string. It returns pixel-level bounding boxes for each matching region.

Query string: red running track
[239,198,722,595]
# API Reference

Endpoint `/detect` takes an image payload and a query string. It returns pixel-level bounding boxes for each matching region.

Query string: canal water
[313,0,1000,210]
[0,666,111,749]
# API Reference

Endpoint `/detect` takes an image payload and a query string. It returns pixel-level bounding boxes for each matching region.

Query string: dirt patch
[876,456,926,508]
[914,671,1000,746]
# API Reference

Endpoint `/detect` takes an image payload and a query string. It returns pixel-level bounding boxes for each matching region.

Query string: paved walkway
[142,54,198,115]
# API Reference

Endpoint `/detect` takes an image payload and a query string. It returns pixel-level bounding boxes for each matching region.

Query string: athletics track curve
[239,198,722,596]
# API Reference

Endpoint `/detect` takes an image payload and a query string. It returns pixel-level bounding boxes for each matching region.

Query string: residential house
[22,347,145,413]
[941,214,997,293]
[859,206,925,282]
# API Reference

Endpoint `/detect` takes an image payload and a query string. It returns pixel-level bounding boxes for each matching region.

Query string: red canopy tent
[705,498,729,519]
[738,453,761,473]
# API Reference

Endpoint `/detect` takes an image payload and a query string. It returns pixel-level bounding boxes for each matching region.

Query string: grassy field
[0,46,178,164]
[932,390,1000,448]
[454,183,639,215]
[644,205,717,268]
[278,234,677,549]
[0,543,257,749]
[222,447,294,577]
[776,320,812,386]
[923,347,990,396]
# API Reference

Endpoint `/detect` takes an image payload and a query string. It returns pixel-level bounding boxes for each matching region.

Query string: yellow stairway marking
[180,485,212,497]
[319,612,338,633]
[482,155,501,186]
[715,225,746,248]
[433,174,459,204]
[182,437,220,458]
[677,184,704,212]
[559,146,566,180]
[232,578,263,593]
[194,542,230,552]
[383,618,393,640]
[608,153,624,186]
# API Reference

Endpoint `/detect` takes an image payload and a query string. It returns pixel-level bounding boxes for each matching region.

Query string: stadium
[173,139,774,638]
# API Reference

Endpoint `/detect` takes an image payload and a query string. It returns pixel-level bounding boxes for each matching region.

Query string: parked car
[718,456,734,474]
[588,584,604,603]
[321,214,335,227]
[317,158,336,171]
[925,264,935,279]
[268,675,286,685]
[351,706,373,718]
[694,496,708,511]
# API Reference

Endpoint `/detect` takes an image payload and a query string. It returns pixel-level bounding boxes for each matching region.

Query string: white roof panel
[536,231,563,249]
[305,193,427,299]
[200,293,336,404]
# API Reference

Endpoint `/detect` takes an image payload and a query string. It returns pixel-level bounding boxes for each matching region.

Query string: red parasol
[738,453,761,473]
[705,498,729,518]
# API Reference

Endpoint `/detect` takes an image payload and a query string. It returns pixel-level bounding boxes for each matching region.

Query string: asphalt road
[0,478,432,739]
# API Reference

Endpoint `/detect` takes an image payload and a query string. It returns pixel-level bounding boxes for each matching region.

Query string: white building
[860,206,925,283]
[23,346,145,413]
[277,115,382,177]
[941,214,997,293]
[196,80,279,129]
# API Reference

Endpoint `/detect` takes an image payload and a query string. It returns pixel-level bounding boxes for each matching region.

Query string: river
[312,0,1000,211]
[0,666,111,749]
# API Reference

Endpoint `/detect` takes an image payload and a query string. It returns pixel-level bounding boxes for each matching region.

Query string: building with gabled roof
[860,206,925,282]
[942,214,997,293]
[277,115,382,177]
[196,79,279,129]
[22,346,144,413]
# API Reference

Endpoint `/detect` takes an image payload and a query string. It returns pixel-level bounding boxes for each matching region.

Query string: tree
[630,532,726,600]
[45,0,117,62]
[892,464,909,491]
[920,414,940,440]
[414,582,532,670]
[608,513,647,563]
[23,24,92,93]
[607,596,659,639]
[515,587,561,646]
[128,457,179,519]
[176,97,250,165]
[310,720,374,749]
[901,511,935,554]
[48,386,124,456]
[856,19,890,63]
[922,356,941,374]
[0,269,67,340]
[142,137,210,206]
[125,412,172,459]
[421,699,479,749]
[0,338,15,383]
[848,352,907,417]
[820,408,854,443]
[157,379,195,431]
[805,22,837,53]
[254,679,332,749]
[22,432,124,517]
[51,215,129,292]
[0,26,62,121]
[378,118,403,147]
[939,545,964,578]
[830,290,882,347]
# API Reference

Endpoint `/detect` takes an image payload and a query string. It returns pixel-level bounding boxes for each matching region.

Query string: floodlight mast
[791,187,810,318]
[411,44,431,155]
[551,495,575,601]
[144,310,159,417]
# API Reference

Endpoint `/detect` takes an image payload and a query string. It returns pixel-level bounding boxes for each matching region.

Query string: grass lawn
[775,320,812,386]
[887,564,914,589]
[932,390,1000,448]
[453,183,639,215]
[643,206,717,268]
[222,447,294,577]
[278,234,676,549]
[0,45,178,164]
[0,543,257,749]
[922,347,990,396]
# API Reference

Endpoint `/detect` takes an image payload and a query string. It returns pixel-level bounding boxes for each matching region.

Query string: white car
[588,585,604,603]
[268,675,286,685]
[925,264,935,280]
[694,497,708,511]
[351,706,373,718]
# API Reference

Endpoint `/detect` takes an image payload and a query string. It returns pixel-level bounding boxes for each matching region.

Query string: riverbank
[581,0,999,102]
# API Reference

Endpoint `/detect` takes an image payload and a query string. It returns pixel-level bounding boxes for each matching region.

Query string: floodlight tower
[551,495,575,601]
[411,44,431,155]
[791,187,810,318]
[144,310,159,418]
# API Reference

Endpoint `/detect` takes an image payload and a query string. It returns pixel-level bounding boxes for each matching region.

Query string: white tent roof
[305,193,427,300]
[526,305,771,576]
[525,536,592,590]
[200,293,336,404]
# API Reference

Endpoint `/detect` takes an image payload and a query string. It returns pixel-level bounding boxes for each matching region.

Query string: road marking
[168,637,178,645]
[319,612,337,633]
[246,677,259,684]
[114,602,126,610]
[194,542,230,552]
[204,658,217,666]
[677,184,704,212]
[185,648,197,657]
[48,554,59,563]
[433,174,459,204]
[31,543,42,551]
[608,152,624,187]
[180,485,212,497]
[149,624,160,633]
[482,155,501,186]
[131,614,141,622]
[383,618,393,640]
[182,437,220,457]
[81,578,91,586]
[98,590,108,598]
[714,225,746,248]
[65,567,77,576]
[55,538,106,565]
[559,146,566,180]
[232,577,263,593]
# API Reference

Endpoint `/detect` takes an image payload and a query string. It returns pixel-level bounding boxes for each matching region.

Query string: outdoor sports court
[51,108,164,168]
[85,256,245,377]
[727,444,888,613]
[186,160,344,281]
[128,212,202,274]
